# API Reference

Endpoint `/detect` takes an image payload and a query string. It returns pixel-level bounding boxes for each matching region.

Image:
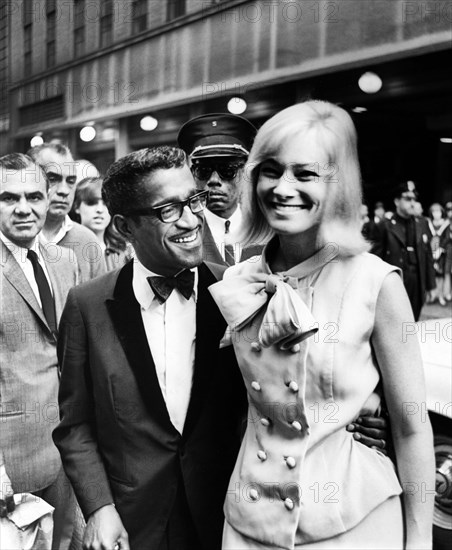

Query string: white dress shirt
[0,232,53,306]
[204,206,243,263]
[132,258,197,434]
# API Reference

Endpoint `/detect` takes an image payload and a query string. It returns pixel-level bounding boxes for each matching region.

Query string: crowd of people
[362,188,452,320]
[0,101,439,550]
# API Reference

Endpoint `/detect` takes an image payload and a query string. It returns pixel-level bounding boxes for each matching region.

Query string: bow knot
[210,271,318,350]
[147,270,195,304]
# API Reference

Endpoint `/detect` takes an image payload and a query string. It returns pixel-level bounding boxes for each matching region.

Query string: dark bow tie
[147,270,195,304]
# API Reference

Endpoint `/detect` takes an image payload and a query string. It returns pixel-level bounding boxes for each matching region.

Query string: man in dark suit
[0,153,79,549]
[178,113,263,265]
[52,147,247,550]
[53,147,389,550]
[371,181,435,320]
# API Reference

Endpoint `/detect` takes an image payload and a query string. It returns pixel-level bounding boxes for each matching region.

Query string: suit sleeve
[53,288,114,518]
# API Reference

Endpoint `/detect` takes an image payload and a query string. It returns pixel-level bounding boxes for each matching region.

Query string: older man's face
[0,167,49,248]
[122,165,205,276]
[34,148,77,221]
[191,157,244,220]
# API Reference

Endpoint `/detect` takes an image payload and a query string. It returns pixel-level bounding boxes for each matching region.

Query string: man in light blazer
[0,153,79,549]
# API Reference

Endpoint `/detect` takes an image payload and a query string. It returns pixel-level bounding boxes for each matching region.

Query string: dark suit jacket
[371,215,436,295]
[202,222,264,266]
[53,261,247,550]
[0,240,78,492]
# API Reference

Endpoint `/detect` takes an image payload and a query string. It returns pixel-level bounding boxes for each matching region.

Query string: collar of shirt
[0,231,43,264]
[0,231,53,304]
[204,205,243,244]
[39,215,74,245]
[132,257,198,310]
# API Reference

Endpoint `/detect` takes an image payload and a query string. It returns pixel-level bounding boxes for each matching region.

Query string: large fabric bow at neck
[210,270,319,350]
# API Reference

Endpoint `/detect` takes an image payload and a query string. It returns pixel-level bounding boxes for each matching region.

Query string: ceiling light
[30,134,44,147]
[227,97,247,115]
[80,126,96,142]
[140,116,158,131]
[440,137,452,144]
[358,72,382,94]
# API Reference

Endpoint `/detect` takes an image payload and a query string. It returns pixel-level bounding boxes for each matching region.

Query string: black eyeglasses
[125,190,208,223]
[191,162,245,182]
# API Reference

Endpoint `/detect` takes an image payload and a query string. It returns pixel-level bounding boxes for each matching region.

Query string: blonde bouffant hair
[240,100,369,257]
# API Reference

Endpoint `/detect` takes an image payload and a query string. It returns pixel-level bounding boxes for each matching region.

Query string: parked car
[419,317,452,549]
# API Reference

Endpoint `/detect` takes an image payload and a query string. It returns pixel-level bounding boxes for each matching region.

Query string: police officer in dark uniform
[178,113,263,266]
[371,181,435,320]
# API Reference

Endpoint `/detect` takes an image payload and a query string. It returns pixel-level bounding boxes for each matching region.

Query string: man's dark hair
[27,142,72,163]
[102,146,187,217]
[0,153,49,189]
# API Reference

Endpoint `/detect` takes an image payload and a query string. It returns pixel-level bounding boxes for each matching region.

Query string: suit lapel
[388,217,406,247]
[106,262,176,433]
[1,241,50,331]
[183,262,227,438]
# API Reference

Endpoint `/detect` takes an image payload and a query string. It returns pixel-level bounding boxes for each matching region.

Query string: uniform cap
[393,180,418,199]
[177,113,256,159]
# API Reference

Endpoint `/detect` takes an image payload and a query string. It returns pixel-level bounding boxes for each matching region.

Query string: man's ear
[114,215,134,242]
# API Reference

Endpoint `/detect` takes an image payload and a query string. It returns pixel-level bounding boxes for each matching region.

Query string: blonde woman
[210,101,434,549]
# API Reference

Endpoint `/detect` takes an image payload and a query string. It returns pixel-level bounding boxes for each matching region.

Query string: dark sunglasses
[400,194,417,202]
[125,190,208,223]
[191,162,244,182]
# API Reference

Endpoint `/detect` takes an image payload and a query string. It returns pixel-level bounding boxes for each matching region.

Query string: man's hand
[347,416,389,455]
[83,504,130,550]
[0,460,15,518]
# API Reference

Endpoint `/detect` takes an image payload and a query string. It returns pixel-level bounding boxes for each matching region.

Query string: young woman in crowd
[72,177,134,271]
[427,202,448,305]
[210,101,434,549]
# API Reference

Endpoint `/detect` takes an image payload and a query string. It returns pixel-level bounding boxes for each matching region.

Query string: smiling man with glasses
[52,146,248,550]
[178,113,263,266]
[371,180,436,320]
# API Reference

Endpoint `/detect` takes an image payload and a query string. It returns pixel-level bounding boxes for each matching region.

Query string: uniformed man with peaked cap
[371,180,435,319]
[178,113,262,266]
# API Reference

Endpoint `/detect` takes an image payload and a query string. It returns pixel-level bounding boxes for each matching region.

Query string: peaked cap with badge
[177,113,257,159]
[393,180,418,199]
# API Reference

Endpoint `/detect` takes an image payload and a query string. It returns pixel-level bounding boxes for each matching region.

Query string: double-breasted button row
[258,417,303,430]
[246,491,296,511]
[250,379,299,393]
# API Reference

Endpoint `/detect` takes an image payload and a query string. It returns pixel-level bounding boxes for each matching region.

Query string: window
[46,4,56,68]
[24,24,32,74]
[167,0,186,21]
[100,0,114,47]
[132,0,148,33]
[23,2,34,25]
[74,0,85,57]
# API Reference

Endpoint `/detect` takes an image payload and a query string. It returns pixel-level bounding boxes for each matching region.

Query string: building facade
[3,0,452,205]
